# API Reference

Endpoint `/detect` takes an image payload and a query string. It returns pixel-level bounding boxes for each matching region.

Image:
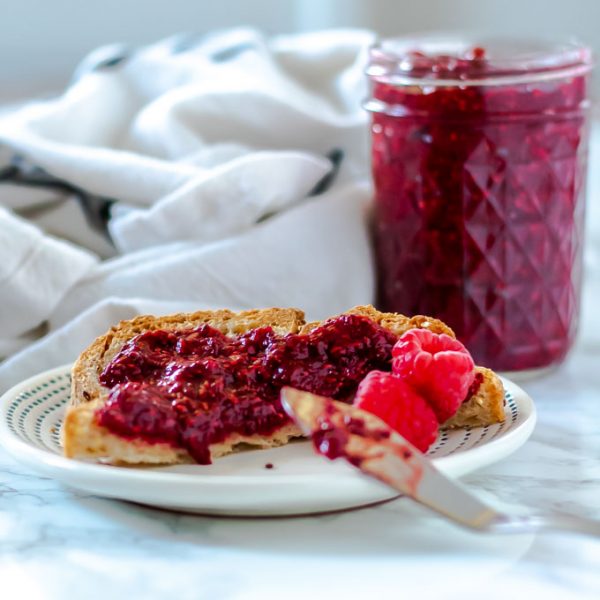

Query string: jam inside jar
[365,36,592,373]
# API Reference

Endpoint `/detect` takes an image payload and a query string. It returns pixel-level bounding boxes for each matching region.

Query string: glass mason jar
[365,36,592,374]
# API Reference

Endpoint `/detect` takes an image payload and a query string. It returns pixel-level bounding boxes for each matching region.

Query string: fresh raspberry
[354,371,438,452]
[391,329,475,423]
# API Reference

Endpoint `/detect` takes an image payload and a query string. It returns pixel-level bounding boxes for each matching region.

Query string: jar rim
[368,34,593,87]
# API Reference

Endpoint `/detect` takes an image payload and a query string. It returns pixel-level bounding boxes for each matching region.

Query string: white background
[1,0,600,101]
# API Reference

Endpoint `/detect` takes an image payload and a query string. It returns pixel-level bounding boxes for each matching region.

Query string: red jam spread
[312,405,391,467]
[97,315,397,464]
[466,371,484,400]
[367,39,591,371]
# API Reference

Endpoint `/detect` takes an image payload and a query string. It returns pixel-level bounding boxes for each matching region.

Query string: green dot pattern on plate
[5,373,71,454]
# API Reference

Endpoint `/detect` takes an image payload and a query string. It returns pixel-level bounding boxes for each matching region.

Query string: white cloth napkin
[0,28,377,392]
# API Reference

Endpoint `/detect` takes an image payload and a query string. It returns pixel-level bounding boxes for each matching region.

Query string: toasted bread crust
[65,305,505,465]
[444,367,505,428]
[300,305,455,338]
[71,307,305,408]
[63,399,301,465]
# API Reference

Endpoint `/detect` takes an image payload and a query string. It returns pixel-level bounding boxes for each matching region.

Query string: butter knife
[281,387,600,537]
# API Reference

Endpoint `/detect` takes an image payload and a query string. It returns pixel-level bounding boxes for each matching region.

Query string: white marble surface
[0,345,598,600]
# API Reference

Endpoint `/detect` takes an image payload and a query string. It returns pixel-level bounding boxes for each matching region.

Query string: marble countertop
[0,342,598,600]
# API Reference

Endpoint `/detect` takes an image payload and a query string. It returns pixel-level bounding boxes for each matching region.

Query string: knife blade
[280,386,499,530]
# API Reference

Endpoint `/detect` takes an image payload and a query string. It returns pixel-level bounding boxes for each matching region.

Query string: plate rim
[0,364,536,487]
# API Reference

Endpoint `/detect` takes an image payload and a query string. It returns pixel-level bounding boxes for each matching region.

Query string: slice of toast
[64,305,505,465]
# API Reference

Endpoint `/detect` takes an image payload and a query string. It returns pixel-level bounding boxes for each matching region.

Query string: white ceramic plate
[0,364,536,516]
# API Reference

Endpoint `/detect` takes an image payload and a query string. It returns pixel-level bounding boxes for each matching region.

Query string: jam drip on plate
[97,315,398,464]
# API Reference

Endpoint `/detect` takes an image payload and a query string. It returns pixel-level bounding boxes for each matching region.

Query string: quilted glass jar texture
[365,37,592,372]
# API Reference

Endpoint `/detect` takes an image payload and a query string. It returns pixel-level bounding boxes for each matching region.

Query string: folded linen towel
[0,28,376,392]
